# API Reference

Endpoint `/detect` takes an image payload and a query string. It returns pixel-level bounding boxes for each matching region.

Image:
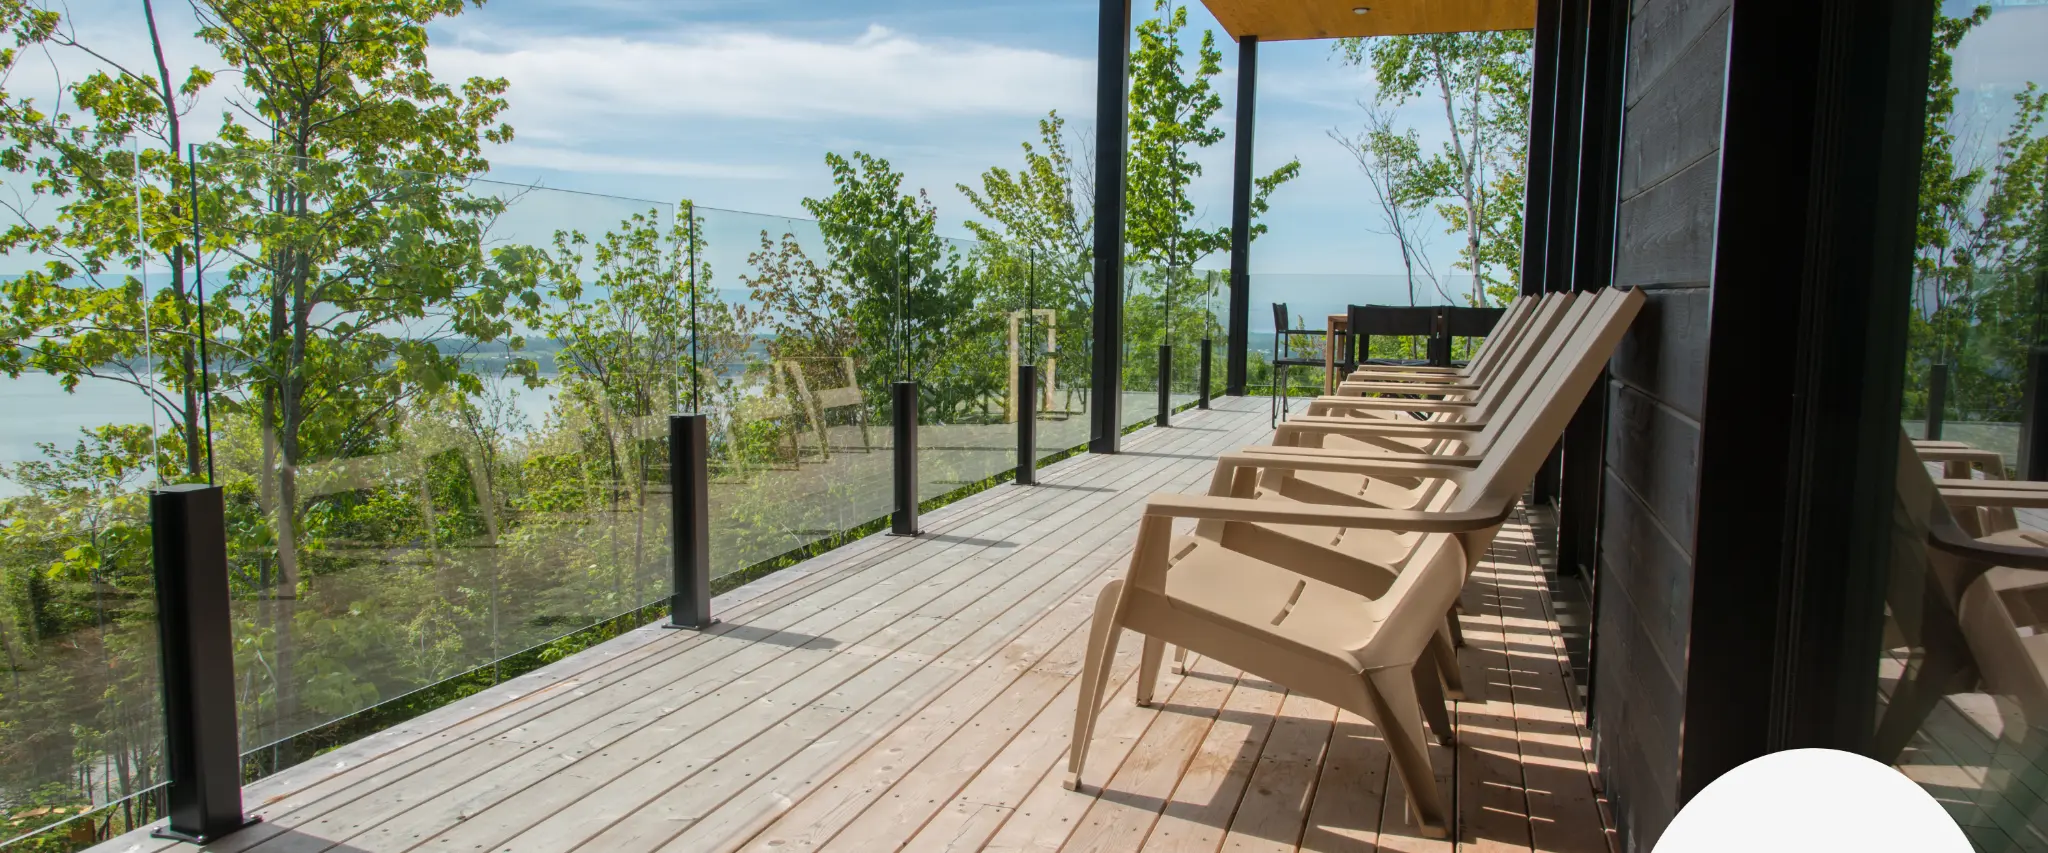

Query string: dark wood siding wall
[1594,0,1728,848]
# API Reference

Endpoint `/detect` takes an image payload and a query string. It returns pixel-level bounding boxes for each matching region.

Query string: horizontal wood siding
[1598,0,1729,850]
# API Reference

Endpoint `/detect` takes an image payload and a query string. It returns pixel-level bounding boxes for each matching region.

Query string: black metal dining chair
[1442,305,1509,367]
[1270,303,1328,426]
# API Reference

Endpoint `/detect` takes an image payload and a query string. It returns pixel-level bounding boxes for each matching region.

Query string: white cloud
[430,23,1095,126]
[484,145,787,180]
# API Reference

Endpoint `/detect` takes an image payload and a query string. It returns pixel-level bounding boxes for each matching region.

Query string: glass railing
[1,134,172,845]
[1883,264,2048,847]
[694,206,898,580]
[189,146,685,764]
[912,236,1017,501]
[1032,253,1091,463]
[3,140,1176,847]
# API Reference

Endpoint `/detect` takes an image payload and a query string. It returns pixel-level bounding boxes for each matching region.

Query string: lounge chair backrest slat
[1459,288,1646,510]
[1460,296,1533,378]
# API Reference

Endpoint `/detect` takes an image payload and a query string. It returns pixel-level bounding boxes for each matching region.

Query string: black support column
[1089,0,1132,453]
[1226,35,1258,396]
[1519,0,1565,298]
[1680,0,1938,800]
[1559,0,1629,586]
[1531,0,1584,507]
[151,484,258,843]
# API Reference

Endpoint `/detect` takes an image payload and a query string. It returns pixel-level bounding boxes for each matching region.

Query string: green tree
[801,151,998,421]
[1332,99,1446,311]
[1910,4,1994,378]
[1338,31,1532,305]
[958,110,1094,410]
[1123,0,1297,394]
[0,0,215,476]
[1126,0,1298,273]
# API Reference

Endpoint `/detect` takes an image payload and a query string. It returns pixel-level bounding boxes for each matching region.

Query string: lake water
[0,372,564,498]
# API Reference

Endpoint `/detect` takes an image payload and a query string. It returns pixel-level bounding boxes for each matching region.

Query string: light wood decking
[92,397,1613,853]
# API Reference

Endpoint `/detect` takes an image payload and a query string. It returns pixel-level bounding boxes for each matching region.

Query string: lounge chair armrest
[1305,397,1478,414]
[1336,380,1479,395]
[1344,371,1467,384]
[1937,478,2046,490]
[1929,519,2048,574]
[1218,450,1477,482]
[1914,446,2004,466]
[1273,420,1487,446]
[1286,416,1485,433]
[1940,486,2048,510]
[1146,492,1512,532]
[1351,364,1463,376]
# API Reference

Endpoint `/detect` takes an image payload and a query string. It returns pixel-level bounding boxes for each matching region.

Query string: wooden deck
[92,397,1613,853]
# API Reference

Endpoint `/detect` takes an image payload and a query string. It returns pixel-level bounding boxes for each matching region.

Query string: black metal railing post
[1017,364,1038,485]
[667,414,713,629]
[893,381,921,535]
[2025,347,2048,481]
[1198,338,1212,410]
[1925,361,1947,441]
[150,484,258,844]
[1156,343,1172,427]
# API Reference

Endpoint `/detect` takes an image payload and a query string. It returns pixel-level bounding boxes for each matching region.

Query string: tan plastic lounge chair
[1294,294,1583,432]
[784,357,874,458]
[1873,428,2048,770]
[1254,293,1599,466]
[1066,287,1645,837]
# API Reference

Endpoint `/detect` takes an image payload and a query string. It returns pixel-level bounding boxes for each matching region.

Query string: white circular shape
[1656,748,1969,852]
[1352,6,1371,14]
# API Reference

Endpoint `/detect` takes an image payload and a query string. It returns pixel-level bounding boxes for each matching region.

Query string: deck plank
[1136,667,1288,853]
[1297,711,1391,853]
[1453,533,1534,853]
[1487,521,1611,853]
[1055,654,1243,853]
[394,415,1246,853]
[1216,691,1339,852]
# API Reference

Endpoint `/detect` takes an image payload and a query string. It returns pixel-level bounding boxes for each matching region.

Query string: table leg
[1324,317,1339,395]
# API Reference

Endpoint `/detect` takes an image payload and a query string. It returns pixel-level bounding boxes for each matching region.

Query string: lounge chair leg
[1136,635,1165,707]
[1365,666,1450,838]
[1068,579,1125,792]
[1171,644,1189,675]
[1412,655,1457,747]
[1430,626,1465,702]
[1872,628,1978,764]
[1445,608,1466,648]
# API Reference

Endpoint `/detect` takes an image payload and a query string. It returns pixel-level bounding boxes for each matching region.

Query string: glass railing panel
[190,146,683,762]
[2,132,173,844]
[697,206,895,582]
[1162,266,1212,411]
[911,236,1015,500]
[1196,268,1229,400]
[1122,263,1164,430]
[1032,253,1091,463]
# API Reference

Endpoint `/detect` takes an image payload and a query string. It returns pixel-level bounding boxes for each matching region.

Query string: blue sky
[18,0,2048,286]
